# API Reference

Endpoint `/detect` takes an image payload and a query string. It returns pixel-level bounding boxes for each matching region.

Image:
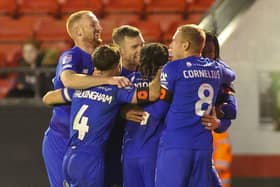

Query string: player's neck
[184,51,201,58]
[122,61,138,72]
[75,41,96,54]
[99,70,114,77]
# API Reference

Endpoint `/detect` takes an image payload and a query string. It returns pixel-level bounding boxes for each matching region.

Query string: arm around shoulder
[42,89,67,106]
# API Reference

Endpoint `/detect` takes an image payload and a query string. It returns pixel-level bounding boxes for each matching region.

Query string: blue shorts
[42,127,68,187]
[211,161,222,187]
[123,156,156,187]
[155,147,212,187]
[63,146,105,187]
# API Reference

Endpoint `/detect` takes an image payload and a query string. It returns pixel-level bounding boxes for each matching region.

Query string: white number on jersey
[195,83,214,116]
[73,104,89,140]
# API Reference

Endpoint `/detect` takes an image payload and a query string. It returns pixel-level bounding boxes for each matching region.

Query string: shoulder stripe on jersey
[63,88,72,102]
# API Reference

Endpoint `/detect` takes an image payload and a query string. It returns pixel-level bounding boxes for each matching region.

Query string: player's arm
[61,70,131,89]
[148,68,161,101]
[130,68,161,104]
[42,88,73,106]
[202,91,237,132]
[216,84,237,119]
[217,60,236,84]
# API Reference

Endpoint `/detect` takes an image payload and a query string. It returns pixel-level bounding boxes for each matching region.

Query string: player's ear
[72,24,82,37]
[183,41,190,52]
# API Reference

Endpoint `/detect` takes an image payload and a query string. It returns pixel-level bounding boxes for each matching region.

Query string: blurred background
[1,0,280,186]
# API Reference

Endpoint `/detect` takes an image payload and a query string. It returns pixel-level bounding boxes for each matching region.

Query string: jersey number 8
[195,83,214,116]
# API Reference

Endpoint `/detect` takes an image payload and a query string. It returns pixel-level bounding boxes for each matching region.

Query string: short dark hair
[112,25,141,45]
[139,43,169,80]
[92,45,120,71]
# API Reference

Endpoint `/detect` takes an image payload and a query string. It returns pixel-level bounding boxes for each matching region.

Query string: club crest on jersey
[160,72,167,81]
[62,54,72,64]
[186,62,192,67]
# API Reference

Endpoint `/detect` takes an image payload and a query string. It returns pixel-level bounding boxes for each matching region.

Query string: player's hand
[125,109,146,123]
[201,107,220,131]
[108,76,132,88]
[120,105,145,123]
[216,104,225,119]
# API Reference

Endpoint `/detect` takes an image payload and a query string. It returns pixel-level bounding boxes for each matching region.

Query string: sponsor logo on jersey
[134,81,149,88]
[62,54,72,64]
[160,72,167,81]
[186,62,192,67]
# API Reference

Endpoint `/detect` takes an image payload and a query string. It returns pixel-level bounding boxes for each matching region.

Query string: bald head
[66,10,97,39]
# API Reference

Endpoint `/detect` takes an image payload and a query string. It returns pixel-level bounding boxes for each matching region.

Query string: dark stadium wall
[0,104,51,187]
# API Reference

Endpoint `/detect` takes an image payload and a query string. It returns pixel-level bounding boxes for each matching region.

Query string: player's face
[120,35,144,67]
[169,30,186,61]
[80,13,102,45]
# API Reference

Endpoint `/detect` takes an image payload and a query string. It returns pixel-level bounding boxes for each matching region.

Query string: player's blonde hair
[177,24,206,54]
[66,10,94,39]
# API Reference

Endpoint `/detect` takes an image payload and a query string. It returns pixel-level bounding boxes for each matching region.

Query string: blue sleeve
[59,50,81,73]
[160,63,177,93]
[144,100,169,120]
[222,94,237,119]
[116,86,136,104]
[217,61,235,84]
[214,119,231,133]
[61,88,75,102]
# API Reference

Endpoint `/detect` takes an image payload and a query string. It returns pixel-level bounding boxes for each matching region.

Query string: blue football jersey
[122,72,166,158]
[121,67,136,77]
[159,56,235,150]
[68,85,136,150]
[49,46,94,138]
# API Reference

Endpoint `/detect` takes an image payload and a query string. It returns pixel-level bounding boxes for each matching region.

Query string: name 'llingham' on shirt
[74,90,113,104]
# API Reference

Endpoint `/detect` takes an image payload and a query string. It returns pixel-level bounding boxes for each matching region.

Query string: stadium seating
[0,0,214,67]
[162,14,203,43]
[0,17,34,42]
[34,17,70,42]
[146,14,183,33]
[0,0,18,16]
[18,0,59,16]
[60,0,104,16]
[187,0,214,13]
[104,0,145,15]
[0,44,21,66]
[145,0,187,14]
[129,20,162,42]
[99,17,121,43]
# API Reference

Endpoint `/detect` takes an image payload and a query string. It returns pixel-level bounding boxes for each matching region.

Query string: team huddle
[41,10,237,187]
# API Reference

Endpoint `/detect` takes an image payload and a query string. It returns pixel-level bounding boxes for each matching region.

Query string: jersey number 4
[195,83,214,116]
[73,104,89,140]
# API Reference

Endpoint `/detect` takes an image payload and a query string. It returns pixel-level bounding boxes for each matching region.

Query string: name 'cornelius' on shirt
[183,69,221,79]
[74,90,113,104]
